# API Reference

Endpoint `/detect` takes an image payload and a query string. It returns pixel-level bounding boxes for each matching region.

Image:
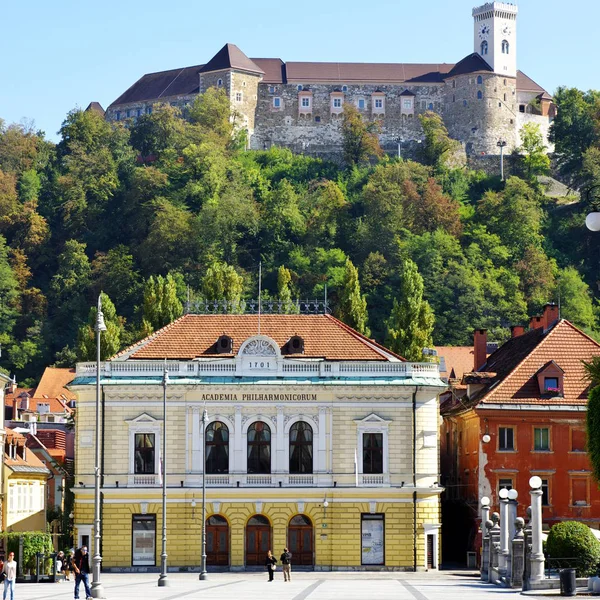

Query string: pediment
[354,413,391,425]
[238,335,281,358]
[125,413,160,425]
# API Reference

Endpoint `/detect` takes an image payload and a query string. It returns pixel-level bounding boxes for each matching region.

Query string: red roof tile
[435,346,475,379]
[34,368,76,403]
[118,314,401,361]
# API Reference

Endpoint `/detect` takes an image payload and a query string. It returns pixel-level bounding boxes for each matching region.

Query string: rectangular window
[137,109,142,117]
[403,99,412,109]
[146,106,152,115]
[498,478,513,491]
[115,112,121,121]
[126,110,131,118]
[572,478,588,505]
[268,86,275,94]
[534,428,550,451]
[541,479,550,506]
[301,97,311,108]
[361,514,384,565]
[498,427,514,451]
[375,98,383,109]
[358,98,365,109]
[572,429,586,452]
[132,515,156,566]
[363,433,383,474]
[235,92,242,103]
[134,433,155,474]
[333,98,342,108]
[544,377,559,392]
[273,97,281,108]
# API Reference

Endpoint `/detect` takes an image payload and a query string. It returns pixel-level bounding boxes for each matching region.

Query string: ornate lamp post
[199,407,208,580]
[158,369,169,586]
[91,295,106,599]
[497,139,507,181]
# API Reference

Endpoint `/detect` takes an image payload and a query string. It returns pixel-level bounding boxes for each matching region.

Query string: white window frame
[375,98,384,109]
[423,523,441,570]
[332,97,343,109]
[205,415,235,475]
[355,414,391,485]
[235,92,243,103]
[126,414,162,484]
[403,99,413,109]
[242,415,277,475]
[284,416,320,475]
[301,97,311,108]
[357,98,366,109]
[273,97,281,108]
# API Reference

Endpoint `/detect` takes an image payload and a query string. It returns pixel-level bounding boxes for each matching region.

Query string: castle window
[452,80,456,89]
[428,103,434,110]
[146,106,152,114]
[268,86,275,94]
[502,40,509,54]
[115,111,121,121]
[273,97,281,108]
[452,95,455,102]
[504,93,507,101]
[342,85,348,92]
[402,99,412,109]
[297,85,303,91]
[477,91,483,100]
[235,92,243,103]
[480,40,488,55]
[477,75,483,85]
[136,109,142,117]
[333,98,342,108]
[375,98,384,109]
[463,100,467,107]
[242,81,246,87]
[217,79,223,87]
[504,79,507,85]
[315,116,321,122]
[126,110,131,118]
[357,98,365,109]
[301,97,311,108]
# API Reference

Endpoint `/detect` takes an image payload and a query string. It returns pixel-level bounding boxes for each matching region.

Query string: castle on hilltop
[102,2,554,159]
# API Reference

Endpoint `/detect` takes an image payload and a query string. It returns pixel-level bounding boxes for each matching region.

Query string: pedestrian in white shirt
[3,551,16,600]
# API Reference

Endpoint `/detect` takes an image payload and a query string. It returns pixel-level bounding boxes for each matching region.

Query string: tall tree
[385,258,434,360]
[76,292,123,360]
[586,386,600,483]
[142,273,183,331]
[518,122,550,179]
[334,258,370,336]
[418,111,460,168]
[341,104,383,167]
[277,265,298,314]
[201,261,244,311]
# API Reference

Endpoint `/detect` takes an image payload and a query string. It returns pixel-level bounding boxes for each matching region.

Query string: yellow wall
[3,469,47,532]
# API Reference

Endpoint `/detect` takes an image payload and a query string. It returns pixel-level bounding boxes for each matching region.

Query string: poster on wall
[132,515,156,566]
[361,515,384,565]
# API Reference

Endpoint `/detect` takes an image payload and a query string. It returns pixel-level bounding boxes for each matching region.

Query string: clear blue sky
[2,0,597,141]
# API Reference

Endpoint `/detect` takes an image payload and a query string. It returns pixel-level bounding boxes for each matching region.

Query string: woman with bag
[265,550,277,582]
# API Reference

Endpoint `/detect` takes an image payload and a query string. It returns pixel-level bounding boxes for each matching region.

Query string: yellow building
[3,430,49,532]
[71,314,446,571]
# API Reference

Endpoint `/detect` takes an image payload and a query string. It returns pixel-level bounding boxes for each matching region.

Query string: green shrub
[0,532,54,573]
[546,521,600,576]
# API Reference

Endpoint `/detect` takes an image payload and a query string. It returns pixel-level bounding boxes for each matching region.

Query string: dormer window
[285,336,304,355]
[216,335,233,354]
[544,377,559,392]
[536,361,564,397]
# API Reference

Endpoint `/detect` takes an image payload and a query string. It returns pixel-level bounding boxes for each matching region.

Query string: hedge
[0,532,54,572]
[546,521,600,576]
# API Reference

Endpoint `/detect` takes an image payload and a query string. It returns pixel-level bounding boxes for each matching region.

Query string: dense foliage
[1,86,600,383]
[546,521,600,576]
[1,531,54,572]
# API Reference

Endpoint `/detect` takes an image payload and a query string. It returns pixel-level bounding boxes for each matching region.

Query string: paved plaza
[7,571,526,600]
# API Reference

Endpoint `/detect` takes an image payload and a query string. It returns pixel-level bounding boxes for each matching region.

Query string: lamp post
[91,295,106,599]
[497,139,507,181]
[397,138,403,159]
[199,407,208,580]
[158,369,169,587]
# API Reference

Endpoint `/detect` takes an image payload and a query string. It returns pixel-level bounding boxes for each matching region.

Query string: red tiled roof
[4,430,48,471]
[34,367,76,403]
[118,314,401,361]
[479,320,600,405]
[435,346,475,379]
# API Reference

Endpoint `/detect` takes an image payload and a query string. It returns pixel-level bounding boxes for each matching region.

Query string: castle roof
[85,102,105,116]
[108,48,550,108]
[199,43,264,76]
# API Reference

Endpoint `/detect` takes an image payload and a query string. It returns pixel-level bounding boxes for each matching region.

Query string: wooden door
[246,516,271,566]
[206,515,229,566]
[288,515,313,566]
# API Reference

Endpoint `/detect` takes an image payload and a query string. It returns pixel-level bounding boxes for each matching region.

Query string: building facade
[102,2,554,159]
[440,305,600,562]
[70,314,445,571]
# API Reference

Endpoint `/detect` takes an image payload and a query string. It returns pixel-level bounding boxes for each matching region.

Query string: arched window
[247,421,271,474]
[477,75,483,85]
[217,78,223,87]
[502,40,509,54]
[205,421,229,474]
[477,90,483,100]
[289,422,313,474]
[480,40,488,55]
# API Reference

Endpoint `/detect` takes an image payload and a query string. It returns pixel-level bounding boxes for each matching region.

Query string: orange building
[440,304,600,563]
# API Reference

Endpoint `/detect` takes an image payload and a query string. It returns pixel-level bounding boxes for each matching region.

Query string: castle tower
[473,2,517,78]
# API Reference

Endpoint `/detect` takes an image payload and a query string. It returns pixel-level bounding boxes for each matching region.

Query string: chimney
[529,316,544,330]
[474,329,488,371]
[12,398,18,420]
[511,325,525,338]
[542,303,559,329]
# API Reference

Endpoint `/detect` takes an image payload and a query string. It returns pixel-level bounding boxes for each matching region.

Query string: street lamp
[199,407,208,580]
[91,295,106,599]
[497,139,507,181]
[158,369,169,587]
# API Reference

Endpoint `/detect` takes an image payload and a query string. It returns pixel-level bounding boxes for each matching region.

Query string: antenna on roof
[258,261,262,335]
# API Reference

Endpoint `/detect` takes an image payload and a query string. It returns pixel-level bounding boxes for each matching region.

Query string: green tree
[76,292,123,360]
[201,261,244,311]
[334,258,370,336]
[129,104,185,158]
[557,266,597,332]
[142,274,183,331]
[277,265,298,314]
[418,111,460,168]
[385,258,434,360]
[518,122,550,179]
[341,104,383,167]
[188,87,234,141]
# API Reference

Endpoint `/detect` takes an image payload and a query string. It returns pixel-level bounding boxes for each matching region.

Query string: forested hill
[1,86,600,383]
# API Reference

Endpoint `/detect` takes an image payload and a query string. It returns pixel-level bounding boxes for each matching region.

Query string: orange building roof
[117,314,402,362]
[34,368,76,402]
[4,430,49,473]
[479,320,600,406]
[435,346,475,379]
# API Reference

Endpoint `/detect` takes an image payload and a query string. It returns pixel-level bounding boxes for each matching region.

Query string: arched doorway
[206,515,229,566]
[288,514,313,566]
[246,515,271,566]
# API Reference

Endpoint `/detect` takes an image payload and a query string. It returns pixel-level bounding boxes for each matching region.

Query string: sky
[2,0,598,142]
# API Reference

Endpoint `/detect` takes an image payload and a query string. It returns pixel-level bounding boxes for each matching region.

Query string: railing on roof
[185,299,330,315]
[75,359,440,379]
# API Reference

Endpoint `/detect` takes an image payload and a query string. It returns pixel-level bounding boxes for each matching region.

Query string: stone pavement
[7,571,525,600]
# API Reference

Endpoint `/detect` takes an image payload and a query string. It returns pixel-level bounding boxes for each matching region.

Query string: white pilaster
[234,405,243,472]
[276,405,285,472]
[191,406,201,471]
[318,406,327,473]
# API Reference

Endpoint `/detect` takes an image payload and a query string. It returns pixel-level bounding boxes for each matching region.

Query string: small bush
[0,532,54,573]
[546,521,600,576]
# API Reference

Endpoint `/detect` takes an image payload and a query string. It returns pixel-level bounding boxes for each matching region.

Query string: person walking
[3,551,16,600]
[265,550,277,582]
[280,547,292,582]
[72,546,91,600]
